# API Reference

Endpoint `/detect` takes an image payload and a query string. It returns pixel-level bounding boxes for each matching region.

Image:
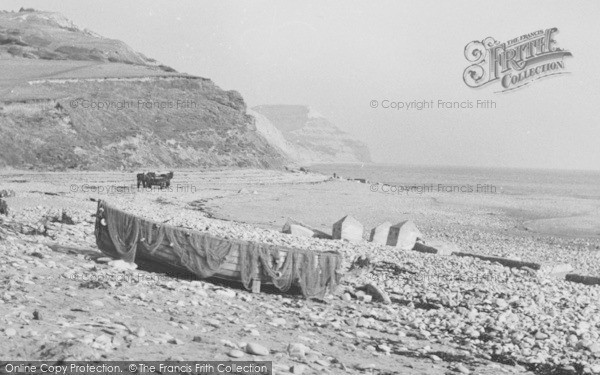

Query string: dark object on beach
[0,199,8,216]
[282,217,332,239]
[33,310,42,320]
[350,255,371,270]
[565,274,600,286]
[94,200,342,298]
[299,167,309,173]
[137,171,174,189]
[0,189,15,198]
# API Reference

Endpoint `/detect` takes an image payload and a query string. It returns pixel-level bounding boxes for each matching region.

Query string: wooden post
[251,261,261,293]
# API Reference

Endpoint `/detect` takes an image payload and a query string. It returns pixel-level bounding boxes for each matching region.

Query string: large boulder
[386,220,421,249]
[369,222,391,245]
[360,283,391,304]
[332,215,363,242]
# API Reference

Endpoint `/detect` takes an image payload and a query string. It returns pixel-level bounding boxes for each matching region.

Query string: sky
[5,0,600,170]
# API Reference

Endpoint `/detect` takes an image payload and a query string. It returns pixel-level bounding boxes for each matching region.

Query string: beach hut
[332,215,363,242]
[369,221,392,245]
[387,220,422,249]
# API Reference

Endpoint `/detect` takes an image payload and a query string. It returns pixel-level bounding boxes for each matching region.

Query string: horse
[136,173,146,188]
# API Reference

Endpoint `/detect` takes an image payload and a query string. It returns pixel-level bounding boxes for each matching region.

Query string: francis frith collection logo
[463,28,572,92]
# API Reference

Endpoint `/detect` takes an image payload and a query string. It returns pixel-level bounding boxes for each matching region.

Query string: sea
[309,163,600,200]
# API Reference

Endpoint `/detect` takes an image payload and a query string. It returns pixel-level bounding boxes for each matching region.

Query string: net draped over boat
[95,200,342,298]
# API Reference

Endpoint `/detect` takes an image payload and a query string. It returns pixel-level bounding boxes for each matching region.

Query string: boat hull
[94,200,342,297]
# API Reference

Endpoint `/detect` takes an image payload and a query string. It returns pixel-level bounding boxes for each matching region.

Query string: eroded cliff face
[251,105,371,164]
[0,9,288,170]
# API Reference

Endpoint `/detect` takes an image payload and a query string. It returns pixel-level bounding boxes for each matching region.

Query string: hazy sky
[5,0,600,170]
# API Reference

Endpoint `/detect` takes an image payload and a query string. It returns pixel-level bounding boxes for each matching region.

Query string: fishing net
[95,200,342,298]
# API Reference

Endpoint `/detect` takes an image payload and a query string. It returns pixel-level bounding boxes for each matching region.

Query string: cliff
[0,9,287,170]
[251,105,371,164]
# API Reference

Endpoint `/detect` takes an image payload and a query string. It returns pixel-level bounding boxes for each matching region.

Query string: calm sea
[309,163,600,200]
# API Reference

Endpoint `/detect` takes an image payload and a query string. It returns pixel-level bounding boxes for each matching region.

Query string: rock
[357,318,371,328]
[494,298,509,309]
[192,336,202,342]
[168,338,184,345]
[589,343,600,354]
[135,327,146,337]
[33,310,42,320]
[332,215,363,242]
[4,328,16,337]
[271,318,286,326]
[227,349,244,358]
[245,342,269,356]
[386,220,421,249]
[288,343,308,358]
[107,260,137,270]
[361,283,391,304]
[455,363,470,374]
[215,289,236,298]
[369,222,391,245]
[90,300,104,307]
[290,364,307,375]
[342,293,352,302]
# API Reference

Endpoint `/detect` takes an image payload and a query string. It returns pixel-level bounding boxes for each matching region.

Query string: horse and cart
[136,171,174,189]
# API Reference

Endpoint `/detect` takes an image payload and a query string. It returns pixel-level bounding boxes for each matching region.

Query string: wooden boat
[94,200,342,297]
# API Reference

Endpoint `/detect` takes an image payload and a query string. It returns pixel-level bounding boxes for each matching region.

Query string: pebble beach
[1,168,600,374]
